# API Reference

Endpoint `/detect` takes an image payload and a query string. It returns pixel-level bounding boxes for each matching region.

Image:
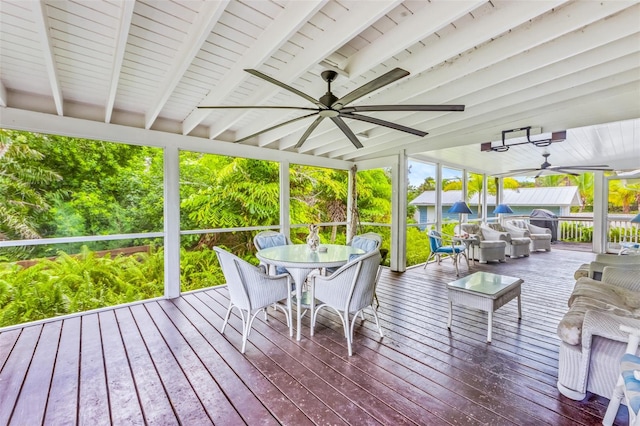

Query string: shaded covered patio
[1,249,627,425]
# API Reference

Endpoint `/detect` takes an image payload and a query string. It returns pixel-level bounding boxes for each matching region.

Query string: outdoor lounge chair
[487,223,531,258]
[461,224,507,264]
[505,219,552,252]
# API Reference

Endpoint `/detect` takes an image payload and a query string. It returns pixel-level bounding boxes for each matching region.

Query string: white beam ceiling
[0,0,638,175]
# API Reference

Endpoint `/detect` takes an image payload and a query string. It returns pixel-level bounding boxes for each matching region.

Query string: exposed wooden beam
[32,1,63,115]
[181,0,328,136]
[144,0,229,130]
[105,0,135,124]
[342,1,485,78]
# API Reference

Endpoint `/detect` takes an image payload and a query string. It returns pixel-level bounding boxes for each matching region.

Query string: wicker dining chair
[309,249,383,356]
[214,246,292,353]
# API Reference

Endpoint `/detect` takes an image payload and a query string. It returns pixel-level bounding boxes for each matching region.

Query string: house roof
[410,187,582,207]
[0,1,638,174]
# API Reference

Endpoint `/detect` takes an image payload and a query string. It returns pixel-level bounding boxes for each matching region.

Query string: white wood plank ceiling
[0,0,639,175]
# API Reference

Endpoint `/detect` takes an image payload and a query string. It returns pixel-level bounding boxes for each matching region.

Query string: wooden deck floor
[0,249,628,425]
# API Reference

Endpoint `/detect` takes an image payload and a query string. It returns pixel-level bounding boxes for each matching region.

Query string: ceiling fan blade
[198,105,318,111]
[340,104,465,113]
[332,68,410,109]
[294,116,325,149]
[235,112,318,143]
[504,168,541,174]
[330,116,363,149]
[547,165,612,171]
[550,168,580,176]
[340,112,427,137]
[244,69,324,108]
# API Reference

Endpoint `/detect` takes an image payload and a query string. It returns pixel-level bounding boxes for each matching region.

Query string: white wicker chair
[461,224,507,264]
[557,267,640,400]
[214,246,292,353]
[253,230,292,277]
[309,249,384,356]
[487,223,531,258]
[505,219,552,252]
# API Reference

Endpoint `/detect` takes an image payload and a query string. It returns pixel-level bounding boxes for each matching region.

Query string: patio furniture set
[455,219,551,265]
[214,231,385,356]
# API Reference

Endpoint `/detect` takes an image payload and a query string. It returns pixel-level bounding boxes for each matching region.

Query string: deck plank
[189,291,348,425]
[128,303,213,425]
[144,301,247,424]
[114,307,177,424]
[0,328,21,371]
[99,309,145,425]
[156,298,281,425]
[0,324,42,425]
[0,248,630,425]
[172,294,313,426]
[44,317,81,426]
[78,314,110,424]
[10,322,61,425]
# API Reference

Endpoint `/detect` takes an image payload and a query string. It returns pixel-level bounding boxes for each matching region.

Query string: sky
[408,160,532,187]
[408,160,462,187]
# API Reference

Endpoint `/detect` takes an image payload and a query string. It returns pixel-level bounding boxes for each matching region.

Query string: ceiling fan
[198,68,465,149]
[503,152,612,177]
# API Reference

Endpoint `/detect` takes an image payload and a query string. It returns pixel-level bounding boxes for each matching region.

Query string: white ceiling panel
[0,0,638,174]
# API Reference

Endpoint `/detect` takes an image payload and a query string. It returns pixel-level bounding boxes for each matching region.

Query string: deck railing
[556,215,639,245]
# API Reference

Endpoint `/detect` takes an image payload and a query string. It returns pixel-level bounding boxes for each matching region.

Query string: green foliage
[181,155,281,229]
[0,243,250,326]
[560,222,593,242]
[0,130,62,240]
[180,247,226,292]
[406,227,430,267]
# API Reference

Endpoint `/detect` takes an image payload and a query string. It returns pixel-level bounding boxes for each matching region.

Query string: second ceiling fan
[198,68,465,149]
[503,152,612,177]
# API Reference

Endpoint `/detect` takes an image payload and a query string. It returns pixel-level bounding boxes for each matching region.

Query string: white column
[481,174,488,224]
[435,163,442,232]
[279,160,290,239]
[593,171,607,253]
[346,165,357,243]
[390,152,407,272]
[163,146,181,298]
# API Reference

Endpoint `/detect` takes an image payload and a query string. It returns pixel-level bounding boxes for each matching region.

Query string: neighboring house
[410,186,582,228]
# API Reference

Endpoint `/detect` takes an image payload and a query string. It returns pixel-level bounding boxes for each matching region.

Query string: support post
[280,160,290,239]
[593,171,607,253]
[390,152,407,272]
[164,146,181,298]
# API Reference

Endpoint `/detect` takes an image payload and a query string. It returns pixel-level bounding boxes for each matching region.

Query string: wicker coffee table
[447,271,523,342]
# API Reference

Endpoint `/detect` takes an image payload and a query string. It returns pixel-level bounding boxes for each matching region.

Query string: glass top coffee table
[446,271,523,343]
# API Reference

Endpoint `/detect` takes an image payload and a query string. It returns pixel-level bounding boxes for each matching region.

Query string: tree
[609,179,637,213]
[0,130,61,240]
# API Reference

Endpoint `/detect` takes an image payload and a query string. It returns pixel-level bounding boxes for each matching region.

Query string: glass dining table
[256,244,365,341]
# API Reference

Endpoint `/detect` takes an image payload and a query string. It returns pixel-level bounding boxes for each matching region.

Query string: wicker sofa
[557,266,640,400]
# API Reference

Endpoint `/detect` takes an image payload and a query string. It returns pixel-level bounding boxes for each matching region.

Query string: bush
[0,245,228,327]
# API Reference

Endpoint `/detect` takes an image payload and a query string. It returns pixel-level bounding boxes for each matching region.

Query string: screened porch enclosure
[0,248,627,425]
